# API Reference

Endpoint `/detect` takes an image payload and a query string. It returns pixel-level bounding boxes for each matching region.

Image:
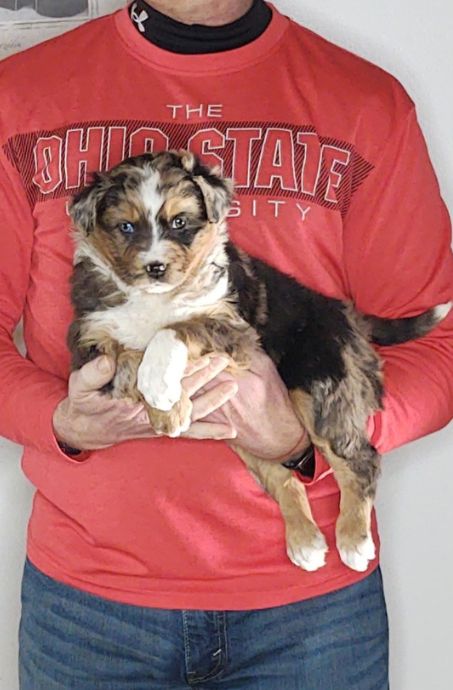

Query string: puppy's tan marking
[163,190,201,221]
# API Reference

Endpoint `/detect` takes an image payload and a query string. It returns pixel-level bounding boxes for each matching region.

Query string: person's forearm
[0,149,69,454]
[370,319,453,454]
[342,96,453,456]
[0,326,68,453]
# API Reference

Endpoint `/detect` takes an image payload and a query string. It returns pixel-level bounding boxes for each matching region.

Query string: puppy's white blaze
[137,329,188,412]
[138,241,168,268]
[138,169,164,222]
[434,301,452,321]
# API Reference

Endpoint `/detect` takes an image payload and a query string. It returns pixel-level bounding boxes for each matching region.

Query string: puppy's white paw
[167,424,189,439]
[137,330,188,411]
[167,405,192,438]
[287,529,328,572]
[338,534,376,572]
[156,418,190,439]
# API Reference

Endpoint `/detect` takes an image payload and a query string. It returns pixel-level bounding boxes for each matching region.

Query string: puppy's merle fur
[68,151,450,573]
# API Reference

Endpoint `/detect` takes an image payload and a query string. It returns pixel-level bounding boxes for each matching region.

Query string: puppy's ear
[69,172,110,235]
[180,151,234,223]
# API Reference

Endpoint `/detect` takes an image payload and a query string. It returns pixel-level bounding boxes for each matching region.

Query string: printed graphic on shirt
[3,119,373,217]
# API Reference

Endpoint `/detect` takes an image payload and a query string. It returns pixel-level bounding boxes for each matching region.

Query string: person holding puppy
[0,1,452,688]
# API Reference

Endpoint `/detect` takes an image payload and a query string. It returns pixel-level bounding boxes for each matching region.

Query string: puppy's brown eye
[120,222,135,235]
[171,215,186,230]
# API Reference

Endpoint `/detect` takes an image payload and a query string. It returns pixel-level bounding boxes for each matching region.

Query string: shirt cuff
[56,440,91,463]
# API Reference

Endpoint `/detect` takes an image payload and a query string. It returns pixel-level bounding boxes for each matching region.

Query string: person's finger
[183,354,213,377]
[69,356,115,398]
[182,355,231,397]
[77,396,143,422]
[182,421,237,440]
[191,381,238,421]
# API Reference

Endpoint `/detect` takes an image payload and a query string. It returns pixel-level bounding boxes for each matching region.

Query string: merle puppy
[68,151,450,572]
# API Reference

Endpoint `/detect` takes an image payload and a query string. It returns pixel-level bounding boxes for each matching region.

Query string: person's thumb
[70,356,115,398]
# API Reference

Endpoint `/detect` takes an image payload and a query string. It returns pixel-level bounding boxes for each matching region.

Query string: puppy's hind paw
[286,525,328,572]
[338,534,376,572]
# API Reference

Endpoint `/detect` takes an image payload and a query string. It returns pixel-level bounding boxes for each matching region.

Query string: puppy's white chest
[85,275,229,351]
[87,292,175,349]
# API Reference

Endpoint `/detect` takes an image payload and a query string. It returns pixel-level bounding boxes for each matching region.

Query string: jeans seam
[186,612,227,685]
[222,611,229,673]
[182,611,192,680]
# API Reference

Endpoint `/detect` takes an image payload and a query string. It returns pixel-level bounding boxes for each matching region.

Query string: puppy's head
[69,151,233,293]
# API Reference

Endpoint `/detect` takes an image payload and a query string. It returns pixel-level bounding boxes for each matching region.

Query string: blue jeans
[19,559,389,689]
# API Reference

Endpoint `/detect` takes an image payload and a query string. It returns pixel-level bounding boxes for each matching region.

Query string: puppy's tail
[365,302,451,346]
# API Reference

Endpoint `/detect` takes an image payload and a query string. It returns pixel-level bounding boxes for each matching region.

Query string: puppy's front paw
[137,330,188,411]
[147,393,193,438]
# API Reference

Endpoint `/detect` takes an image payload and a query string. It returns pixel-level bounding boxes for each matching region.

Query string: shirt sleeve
[0,147,69,454]
[344,103,453,454]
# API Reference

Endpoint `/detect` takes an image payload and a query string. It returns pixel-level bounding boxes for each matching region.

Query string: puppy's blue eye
[120,222,135,235]
[171,215,186,230]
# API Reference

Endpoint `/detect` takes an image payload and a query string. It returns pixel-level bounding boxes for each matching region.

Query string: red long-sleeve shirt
[0,5,452,609]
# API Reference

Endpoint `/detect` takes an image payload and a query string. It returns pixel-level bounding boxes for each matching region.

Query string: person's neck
[143,0,254,26]
[130,1,272,55]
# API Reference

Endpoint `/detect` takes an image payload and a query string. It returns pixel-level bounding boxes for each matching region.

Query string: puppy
[68,151,450,572]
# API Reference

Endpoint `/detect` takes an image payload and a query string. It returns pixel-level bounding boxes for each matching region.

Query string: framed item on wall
[0,0,126,57]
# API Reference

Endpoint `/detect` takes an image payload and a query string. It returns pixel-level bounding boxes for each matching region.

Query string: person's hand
[52,355,238,451]
[188,348,310,462]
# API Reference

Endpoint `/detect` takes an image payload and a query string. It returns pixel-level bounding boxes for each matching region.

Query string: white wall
[276,3,453,689]
[0,1,452,689]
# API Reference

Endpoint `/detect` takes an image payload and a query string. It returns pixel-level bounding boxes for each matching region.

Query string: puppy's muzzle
[145,262,167,280]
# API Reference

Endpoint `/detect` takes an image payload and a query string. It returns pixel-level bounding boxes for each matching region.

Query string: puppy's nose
[146,261,167,279]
